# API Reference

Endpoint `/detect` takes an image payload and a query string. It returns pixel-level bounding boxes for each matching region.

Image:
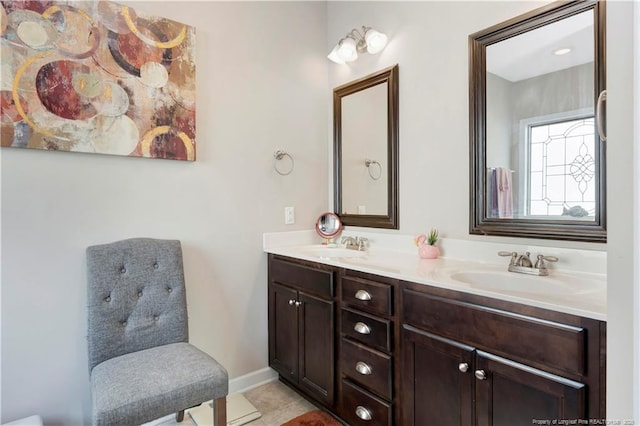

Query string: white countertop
[264,234,606,321]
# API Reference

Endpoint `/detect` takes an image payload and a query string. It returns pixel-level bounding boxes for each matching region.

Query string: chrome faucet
[341,236,369,251]
[498,251,558,276]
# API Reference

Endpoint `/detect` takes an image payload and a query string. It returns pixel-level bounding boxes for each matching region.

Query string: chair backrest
[87,238,188,373]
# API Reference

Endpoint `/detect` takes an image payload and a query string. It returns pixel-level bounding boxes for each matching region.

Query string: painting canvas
[0,0,196,161]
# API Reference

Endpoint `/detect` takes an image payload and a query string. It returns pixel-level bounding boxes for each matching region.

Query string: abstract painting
[1,0,196,161]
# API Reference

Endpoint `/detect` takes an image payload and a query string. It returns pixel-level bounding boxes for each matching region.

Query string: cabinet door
[401,325,474,426]
[298,291,335,405]
[268,282,299,382]
[475,351,586,426]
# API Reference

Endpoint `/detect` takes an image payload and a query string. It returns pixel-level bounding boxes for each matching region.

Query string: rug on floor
[280,410,342,426]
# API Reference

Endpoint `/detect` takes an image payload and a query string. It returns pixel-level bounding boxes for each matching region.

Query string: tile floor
[154,380,316,426]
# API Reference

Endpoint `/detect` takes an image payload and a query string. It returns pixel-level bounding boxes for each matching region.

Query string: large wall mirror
[470,0,606,242]
[334,65,399,229]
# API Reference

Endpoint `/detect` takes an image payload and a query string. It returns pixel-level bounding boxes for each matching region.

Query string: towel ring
[365,159,382,180]
[274,150,294,176]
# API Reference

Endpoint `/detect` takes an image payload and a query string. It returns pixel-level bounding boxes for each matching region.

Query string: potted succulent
[414,228,440,259]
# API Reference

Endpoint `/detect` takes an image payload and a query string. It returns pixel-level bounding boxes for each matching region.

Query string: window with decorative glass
[520,113,596,219]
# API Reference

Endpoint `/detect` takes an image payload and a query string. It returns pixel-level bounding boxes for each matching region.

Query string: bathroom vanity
[266,244,606,425]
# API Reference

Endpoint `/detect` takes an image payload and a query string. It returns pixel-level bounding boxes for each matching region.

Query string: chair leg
[213,396,226,426]
[176,410,185,423]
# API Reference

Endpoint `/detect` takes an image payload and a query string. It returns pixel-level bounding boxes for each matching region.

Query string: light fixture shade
[365,28,388,54]
[328,44,345,64]
[337,37,358,62]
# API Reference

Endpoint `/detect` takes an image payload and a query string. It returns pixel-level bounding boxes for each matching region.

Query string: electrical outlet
[284,206,295,225]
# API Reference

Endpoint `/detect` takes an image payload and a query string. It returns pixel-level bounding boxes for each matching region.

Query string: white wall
[327,0,637,420]
[0,2,328,424]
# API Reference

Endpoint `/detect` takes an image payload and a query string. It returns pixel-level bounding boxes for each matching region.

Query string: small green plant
[427,228,439,246]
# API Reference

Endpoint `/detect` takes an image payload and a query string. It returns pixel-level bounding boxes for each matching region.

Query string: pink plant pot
[418,245,440,259]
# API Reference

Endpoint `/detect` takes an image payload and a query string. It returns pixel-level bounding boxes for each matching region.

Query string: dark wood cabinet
[268,255,336,406]
[401,282,604,425]
[402,326,474,426]
[402,324,586,426]
[338,270,398,426]
[475,350,585,426]
[267,255,605,425]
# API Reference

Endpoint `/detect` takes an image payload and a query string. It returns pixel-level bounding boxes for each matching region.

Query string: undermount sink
[298,246,367,259]
[449,270,603,296]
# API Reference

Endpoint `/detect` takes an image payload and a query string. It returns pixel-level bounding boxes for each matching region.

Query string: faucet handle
[498,251,518,266]
[357,237,369,251]
[534,254,558,269]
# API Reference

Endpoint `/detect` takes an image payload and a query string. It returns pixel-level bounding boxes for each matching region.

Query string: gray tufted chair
[87,238,228,426]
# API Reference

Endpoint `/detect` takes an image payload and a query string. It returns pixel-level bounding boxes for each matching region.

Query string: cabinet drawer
[270,257,334,298]
[342,277,392,316]
[341,379,392,426]
[342,308,392,353]
[403,288,586,376]
[341,338,392,400]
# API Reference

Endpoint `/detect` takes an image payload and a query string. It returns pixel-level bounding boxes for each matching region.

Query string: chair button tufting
[104,296,111,302]
[154,315,159,321]
[121,321,127,327]
[153,263,159,269]
[138,291,143,297]
[120,267,126,274]
[167,287,173,293]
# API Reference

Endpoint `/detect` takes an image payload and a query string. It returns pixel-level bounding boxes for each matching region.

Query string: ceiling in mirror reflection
[487,10,593,82]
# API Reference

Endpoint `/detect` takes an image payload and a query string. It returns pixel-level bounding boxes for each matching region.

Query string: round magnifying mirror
[315,212,343,242]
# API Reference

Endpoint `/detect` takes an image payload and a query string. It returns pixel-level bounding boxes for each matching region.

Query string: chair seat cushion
[91,342,228,426]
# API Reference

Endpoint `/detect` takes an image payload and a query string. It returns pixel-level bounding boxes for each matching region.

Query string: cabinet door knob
[458,363,469,373]
[355,289,372,301]
[475,369,487,380]
[295,301,302,307]
[354,321,371,335]
[288,299,296,306]
[355,361,373,375]
[355,406,372,421]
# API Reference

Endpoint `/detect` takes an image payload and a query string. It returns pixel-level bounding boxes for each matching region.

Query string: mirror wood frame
[333,64,399,229]
[469,0,606,242]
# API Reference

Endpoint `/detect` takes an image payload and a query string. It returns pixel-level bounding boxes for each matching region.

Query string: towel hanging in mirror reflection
[274,150,294,176]
[596,90,607,142]
[365,159,382,180]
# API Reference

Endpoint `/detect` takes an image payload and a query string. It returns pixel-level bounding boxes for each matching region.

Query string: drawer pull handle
[355,289,372,301]
[355,406,372,421]
[288,299,296,306]
[355,361,373,375]
[475,370,487,380]
[354,322,371,335]
[458,363,469,373]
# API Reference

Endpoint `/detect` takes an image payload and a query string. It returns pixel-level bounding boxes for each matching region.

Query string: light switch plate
[284,206,295,224]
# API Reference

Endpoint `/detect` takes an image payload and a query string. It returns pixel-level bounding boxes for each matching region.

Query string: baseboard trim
[229,367,278,394]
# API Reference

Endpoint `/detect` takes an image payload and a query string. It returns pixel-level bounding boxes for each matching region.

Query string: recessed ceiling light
[553,48,572,56]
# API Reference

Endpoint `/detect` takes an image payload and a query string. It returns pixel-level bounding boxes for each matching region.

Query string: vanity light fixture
[328,26,388,64]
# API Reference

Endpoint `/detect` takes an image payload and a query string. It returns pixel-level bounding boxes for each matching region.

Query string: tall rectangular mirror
[334,65,399,229]
[469,0,606,242]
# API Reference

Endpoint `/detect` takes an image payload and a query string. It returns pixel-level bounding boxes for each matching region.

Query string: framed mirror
[469,0,606,242]
[334,65,399,229]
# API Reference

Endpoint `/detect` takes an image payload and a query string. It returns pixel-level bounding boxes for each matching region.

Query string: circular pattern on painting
[6,9,57,49]
[140,61,168,88]
[36,60,98,120]
[41,5,100,59]
[16,20,49,48]
[91,82,130,117]
[90,115,139,155]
